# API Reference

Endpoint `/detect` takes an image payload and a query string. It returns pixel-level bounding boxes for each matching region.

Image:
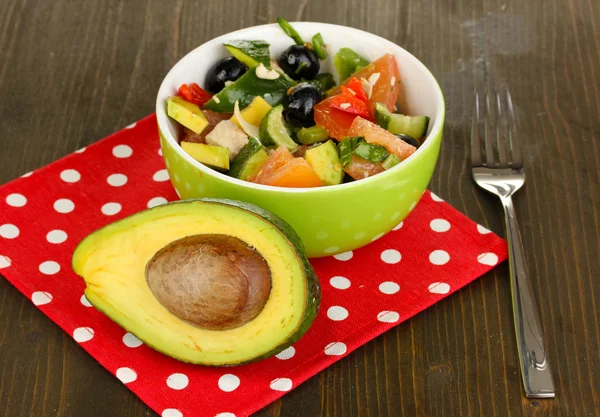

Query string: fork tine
[471,93,482,166]
[505,88,523,169]
[484,92,496,167]
[495,90,509,166]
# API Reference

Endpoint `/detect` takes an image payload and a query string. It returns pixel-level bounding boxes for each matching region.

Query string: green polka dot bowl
[156,22,445,258]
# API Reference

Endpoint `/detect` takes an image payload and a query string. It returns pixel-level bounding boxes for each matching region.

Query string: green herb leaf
[352,142,389,164]
[382,154,402,170]
[338,136,364,167]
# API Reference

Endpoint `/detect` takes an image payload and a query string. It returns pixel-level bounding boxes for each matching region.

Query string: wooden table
[1,0,599,416]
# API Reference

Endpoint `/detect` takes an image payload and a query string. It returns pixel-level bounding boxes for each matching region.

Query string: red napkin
[0,115,507,417]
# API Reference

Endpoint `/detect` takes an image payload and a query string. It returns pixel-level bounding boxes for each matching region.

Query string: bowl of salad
[156,20,444,258]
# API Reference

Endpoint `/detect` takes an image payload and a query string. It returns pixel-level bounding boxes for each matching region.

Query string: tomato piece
[249,146,295,183]
[314,97,358,141]
[329,89,370,119]
[250,146,322,187]
[177,83,212,107]
[347,117,416,160]
[313,74,381,141]
[180,110,231,143]
[256,158,322,188]
[345,78,368,102]
[344,155,385,180]
[352,54,400,114]
[329,54,401,115]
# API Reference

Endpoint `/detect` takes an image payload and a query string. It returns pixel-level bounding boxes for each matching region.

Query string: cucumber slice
[337,136,364,167]
[334,48,369,82]
[259,105,298,151]
[304,140,343,186]
[229,137,268,180]
[352,142,389,164]
[181,142,230,171]
[297,125,329,145]
[224,40,271,68]
[374,102,430,138]
[382,154,402,170]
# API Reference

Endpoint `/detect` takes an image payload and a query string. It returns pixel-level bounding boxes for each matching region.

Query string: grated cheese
[361,78,373,99]
[255,63,280,80]
[367,72,380,86]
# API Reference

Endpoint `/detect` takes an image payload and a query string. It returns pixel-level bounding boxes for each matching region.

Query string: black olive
[278,45,320,81]
[395,133,420,148]
[286,83,321,127]
[205,57,247,94]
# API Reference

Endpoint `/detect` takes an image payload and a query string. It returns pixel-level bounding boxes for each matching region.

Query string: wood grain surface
[1,0,599,416]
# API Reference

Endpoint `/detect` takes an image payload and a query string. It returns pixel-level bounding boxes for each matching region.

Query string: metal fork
[471,88,555,399]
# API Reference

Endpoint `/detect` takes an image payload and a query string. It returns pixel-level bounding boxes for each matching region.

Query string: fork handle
[501,195,555,398]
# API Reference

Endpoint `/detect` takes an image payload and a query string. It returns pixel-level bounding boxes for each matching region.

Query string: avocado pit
[145,234,271,330]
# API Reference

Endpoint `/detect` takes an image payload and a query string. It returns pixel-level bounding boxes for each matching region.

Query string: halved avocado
[72,199,320,366]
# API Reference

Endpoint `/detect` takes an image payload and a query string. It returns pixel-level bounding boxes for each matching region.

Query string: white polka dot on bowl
[333,251,353,261]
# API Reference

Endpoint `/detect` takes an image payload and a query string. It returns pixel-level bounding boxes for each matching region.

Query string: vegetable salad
[166,18,430,188]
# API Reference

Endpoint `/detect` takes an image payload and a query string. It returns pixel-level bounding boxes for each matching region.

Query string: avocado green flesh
[167,96,208,134]
[305,140,344,186]
[72,198,320,366]
[181,142,230,170]
[224,40,271,67]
